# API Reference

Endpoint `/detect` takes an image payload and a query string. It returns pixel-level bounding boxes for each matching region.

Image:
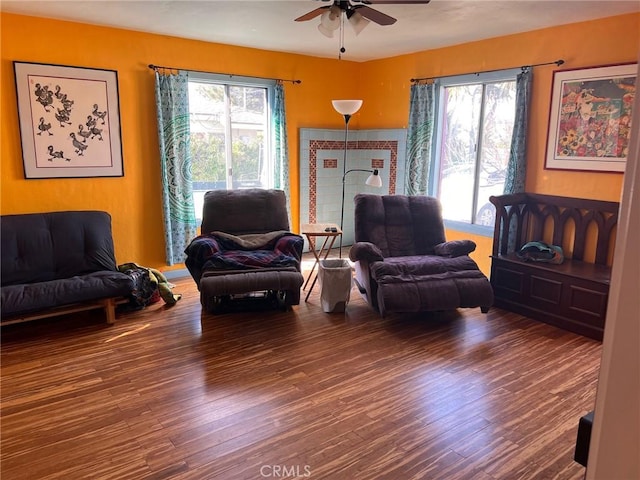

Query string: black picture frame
[14,61,124,179]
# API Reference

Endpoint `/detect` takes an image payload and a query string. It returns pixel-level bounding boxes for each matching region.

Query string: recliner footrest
[200,269,304,313]
[376,271,494,313]
[200,270,303,301]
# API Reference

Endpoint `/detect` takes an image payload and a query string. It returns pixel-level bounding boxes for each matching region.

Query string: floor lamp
[332,100,383,257]
[333,99,362,258]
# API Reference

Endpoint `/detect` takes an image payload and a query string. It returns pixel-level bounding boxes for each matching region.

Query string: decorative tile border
[307,139,398,222]
[300,128,406,247]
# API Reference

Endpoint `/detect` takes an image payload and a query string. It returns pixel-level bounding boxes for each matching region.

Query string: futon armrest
[349,242,384,263]
[434,240,476,257]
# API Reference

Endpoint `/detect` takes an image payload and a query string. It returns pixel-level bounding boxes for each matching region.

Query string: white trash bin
[318,259,352,313]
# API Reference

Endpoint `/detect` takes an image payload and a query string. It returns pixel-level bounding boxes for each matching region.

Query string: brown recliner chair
[185,189,304,313]
[349,194,493,316]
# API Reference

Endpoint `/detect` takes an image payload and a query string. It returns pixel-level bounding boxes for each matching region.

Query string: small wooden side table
[301,223,342,302]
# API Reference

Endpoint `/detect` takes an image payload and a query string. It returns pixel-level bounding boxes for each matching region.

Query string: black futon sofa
[1,211,133,325]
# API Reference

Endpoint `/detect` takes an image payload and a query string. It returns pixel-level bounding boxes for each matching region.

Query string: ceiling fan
[295,0,431,29]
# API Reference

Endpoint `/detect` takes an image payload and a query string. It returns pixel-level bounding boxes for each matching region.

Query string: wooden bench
[489,193,619,340]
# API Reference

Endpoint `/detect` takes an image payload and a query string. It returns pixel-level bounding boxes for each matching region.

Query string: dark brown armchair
[349,194,494,316]
[185,189,304,312]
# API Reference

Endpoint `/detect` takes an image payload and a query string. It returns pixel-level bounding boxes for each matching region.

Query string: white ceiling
[2,0,639,62]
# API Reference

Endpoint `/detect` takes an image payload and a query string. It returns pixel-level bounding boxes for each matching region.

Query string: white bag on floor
[318,259,352,313]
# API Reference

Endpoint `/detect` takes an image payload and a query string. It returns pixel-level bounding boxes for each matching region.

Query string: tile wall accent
[300,128,407,248]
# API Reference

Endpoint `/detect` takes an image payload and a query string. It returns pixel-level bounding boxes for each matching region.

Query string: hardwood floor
[1,262,601,479]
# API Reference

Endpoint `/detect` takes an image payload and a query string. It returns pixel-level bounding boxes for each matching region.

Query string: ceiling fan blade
[354,5,397,25]
[295,6,330,22]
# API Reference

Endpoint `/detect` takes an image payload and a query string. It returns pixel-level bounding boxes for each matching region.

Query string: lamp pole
[339,113,352,258]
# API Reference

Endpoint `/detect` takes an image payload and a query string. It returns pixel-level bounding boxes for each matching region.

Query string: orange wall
[2,12,638,274]
[1,13,360,269]
[359,14,637,203]
[358,13,639,273]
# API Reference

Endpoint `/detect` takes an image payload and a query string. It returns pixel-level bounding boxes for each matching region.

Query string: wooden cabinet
[491,254,610,340]
[489,193,619,341]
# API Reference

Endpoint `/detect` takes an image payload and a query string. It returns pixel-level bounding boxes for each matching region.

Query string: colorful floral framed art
[545,63,637,173]
[14,61,123,179]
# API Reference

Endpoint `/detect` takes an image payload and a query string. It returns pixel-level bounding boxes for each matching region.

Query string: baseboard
[163,268,190,280]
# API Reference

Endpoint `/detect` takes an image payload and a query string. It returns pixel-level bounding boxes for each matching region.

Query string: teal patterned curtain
[405,82,436,195]
[154,70,197,265]
[272,82,290,204]
[504,68,533,194]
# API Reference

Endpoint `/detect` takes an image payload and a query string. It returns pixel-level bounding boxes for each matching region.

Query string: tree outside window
[188,79,272,220]
[436,77,516,229]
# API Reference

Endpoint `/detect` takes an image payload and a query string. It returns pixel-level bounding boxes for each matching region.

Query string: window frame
[430,68,520,237]
[187,72,277,191]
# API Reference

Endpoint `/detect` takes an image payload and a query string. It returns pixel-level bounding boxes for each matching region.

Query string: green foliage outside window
[189,81,267,188]
[190,132,263,184]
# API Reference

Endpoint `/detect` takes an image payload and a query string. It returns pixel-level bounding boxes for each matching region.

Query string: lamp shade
[365,169,383,188]
[332,100,363,115]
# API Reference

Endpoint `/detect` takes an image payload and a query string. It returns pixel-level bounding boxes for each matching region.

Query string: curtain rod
[410,59,565,83]
[148,64,302,84]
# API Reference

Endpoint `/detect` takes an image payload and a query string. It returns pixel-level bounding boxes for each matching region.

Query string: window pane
[189,83,226,186]
[476,81,515,226]
[229,85,267,189]
[438,84,482,223]
[188,78,274,221]
[189,82,227,218]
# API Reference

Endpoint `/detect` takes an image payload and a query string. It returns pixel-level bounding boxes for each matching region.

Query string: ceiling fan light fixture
[320,9,341,31]
[318,23,335,38]
[348,11,370,36]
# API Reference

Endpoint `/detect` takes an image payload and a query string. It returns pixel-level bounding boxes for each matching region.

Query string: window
[188,73,275,218]
[432,70,518,233]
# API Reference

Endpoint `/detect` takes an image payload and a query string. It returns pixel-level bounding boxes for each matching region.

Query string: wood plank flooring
[1,262,601,479]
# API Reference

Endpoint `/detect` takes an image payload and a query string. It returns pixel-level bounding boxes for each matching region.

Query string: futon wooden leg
[481,306,490,313]
[103,298,116,324]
